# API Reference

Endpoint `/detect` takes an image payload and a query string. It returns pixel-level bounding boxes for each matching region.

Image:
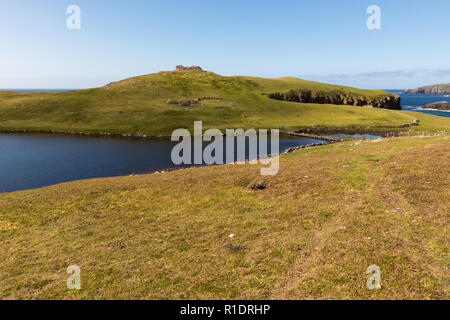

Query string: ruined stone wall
[175,65,204,71]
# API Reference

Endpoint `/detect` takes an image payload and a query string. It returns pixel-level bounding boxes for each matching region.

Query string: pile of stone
[175,65,204,71]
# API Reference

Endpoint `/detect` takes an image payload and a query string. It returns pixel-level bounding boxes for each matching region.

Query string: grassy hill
[0,133,448,299]
[0,70,415,136]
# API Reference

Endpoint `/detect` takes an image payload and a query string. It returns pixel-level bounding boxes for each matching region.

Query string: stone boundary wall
[166,96,237,107]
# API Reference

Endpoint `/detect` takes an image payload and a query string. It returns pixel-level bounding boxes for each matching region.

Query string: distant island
[404,83,450,95]
[422,101,450,110]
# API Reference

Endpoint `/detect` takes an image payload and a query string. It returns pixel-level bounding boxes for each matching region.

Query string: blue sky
[1,0,449,89]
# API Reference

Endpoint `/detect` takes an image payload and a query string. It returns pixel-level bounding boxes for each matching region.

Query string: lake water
[0,133,325,193]
[1,88,448,193]
[0,89,78,93]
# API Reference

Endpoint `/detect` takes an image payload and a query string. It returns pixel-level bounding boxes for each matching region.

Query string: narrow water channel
[0,133,326,193]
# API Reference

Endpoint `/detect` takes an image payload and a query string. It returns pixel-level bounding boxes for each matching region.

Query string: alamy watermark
[65,5,381,31]
[66,265,81,290]
[171,121,280,176]
[66,5,81,30]
[366,265,381,290]
[366,5,381,30]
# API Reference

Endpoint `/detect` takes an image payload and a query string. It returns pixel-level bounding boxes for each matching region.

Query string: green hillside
[0,70,449,299]
[0,70,412,136]
[1,133,448,299]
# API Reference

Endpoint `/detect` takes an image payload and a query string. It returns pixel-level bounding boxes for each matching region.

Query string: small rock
[249,181,267,191]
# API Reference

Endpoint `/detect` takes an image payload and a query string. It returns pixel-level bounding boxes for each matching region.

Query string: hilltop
[0,68,411,137]
[404,83,450,95]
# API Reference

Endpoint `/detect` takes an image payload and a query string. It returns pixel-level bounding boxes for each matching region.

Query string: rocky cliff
[404,83,450,95]
[422,101,450,110]
[266,90,401,110]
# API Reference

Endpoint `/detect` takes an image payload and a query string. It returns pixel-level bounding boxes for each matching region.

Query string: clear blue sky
[1,0,449,89]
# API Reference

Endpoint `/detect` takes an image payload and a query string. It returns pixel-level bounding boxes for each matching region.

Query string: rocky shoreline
[265,90,401,110]
[0,109,419,141]
[0,129,172,140]
[422,101,450,111]
[0,114,419,141]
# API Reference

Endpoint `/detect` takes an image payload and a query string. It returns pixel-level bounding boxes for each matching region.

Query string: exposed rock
[175,65,204,71]
[249,181,268,191]
[422,101,450,110]
[404,83,450,95]
[225,243,246,252]
[283,142,330,154]
[266,90,401,110]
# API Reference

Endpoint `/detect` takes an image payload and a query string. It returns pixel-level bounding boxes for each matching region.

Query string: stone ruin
[166,96,232,107]
[175,65,204,71]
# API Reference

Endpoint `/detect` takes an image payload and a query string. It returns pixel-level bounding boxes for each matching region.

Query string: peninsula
[0,66,405,137]
[404,83,450,95]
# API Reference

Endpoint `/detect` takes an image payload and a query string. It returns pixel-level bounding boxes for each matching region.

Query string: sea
[386,89,450,117]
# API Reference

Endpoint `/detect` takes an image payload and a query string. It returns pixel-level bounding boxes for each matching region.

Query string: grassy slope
[0,133,448,299]
[0,71,416,136]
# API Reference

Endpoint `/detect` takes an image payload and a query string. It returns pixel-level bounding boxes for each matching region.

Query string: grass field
[0,70,417,136]
[1,69,448,300]
[0,133,448,299]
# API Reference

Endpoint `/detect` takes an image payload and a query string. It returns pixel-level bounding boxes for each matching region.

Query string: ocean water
[386,90,450,117]
[0,89,78,92]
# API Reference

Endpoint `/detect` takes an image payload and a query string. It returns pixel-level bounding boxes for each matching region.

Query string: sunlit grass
[0,70,427,136]
[0,133,448,299]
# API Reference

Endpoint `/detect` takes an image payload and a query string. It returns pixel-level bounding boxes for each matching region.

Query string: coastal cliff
[266,90,402,110]
[404,83,450,95]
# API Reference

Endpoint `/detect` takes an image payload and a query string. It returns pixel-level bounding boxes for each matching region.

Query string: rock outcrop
[266,90,401,110]
[175,65,204,71]
[422,101,450,110]
[404,84,450,95]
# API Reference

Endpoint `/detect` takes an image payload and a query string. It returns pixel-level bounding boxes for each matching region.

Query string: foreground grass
[0,71,414,136]
[0,133,448,299]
